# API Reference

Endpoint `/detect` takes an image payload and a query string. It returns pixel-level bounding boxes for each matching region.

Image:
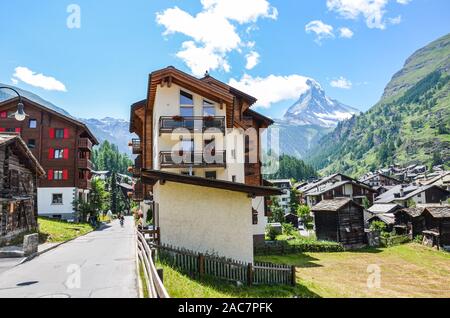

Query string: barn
[311,198,366,248]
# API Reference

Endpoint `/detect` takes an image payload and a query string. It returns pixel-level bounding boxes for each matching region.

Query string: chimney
[400,188,404,197]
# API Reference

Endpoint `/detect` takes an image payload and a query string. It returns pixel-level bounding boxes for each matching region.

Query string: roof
[361,173,401,184]
[141,169,283,197]
[311,198,362,212]
[398,207,424,218]
[368,213,396,225]
[375,184,419,203]
[243,109,274,125]
[129,99,146,132]
[368,204,402,214]
[398,205,450,219]
[118,182,133,191]
[0,133,45,176]
[0,96,99,145]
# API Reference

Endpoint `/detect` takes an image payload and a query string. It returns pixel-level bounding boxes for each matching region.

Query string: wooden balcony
[78,138,93,151]
[79,179,92,190]
[159,116,226,135]
[133,182,144,202]
[129,139,142,155]
[130,156,142,177]
[78,158,93,171]
[160,151,226,168]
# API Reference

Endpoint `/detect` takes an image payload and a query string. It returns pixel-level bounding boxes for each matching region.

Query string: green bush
[380,232,410,247]
[413,235,424,244]
[370,221,387,233]
[267,226,279,241]
[282,223,296,236]
[256,235,344,255]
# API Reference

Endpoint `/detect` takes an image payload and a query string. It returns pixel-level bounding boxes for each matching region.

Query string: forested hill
[306,33,450,177]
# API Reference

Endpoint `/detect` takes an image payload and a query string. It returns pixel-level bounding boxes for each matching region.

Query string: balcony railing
[159,116,226,134]
[130,155,142,177]
[160,151,226,168]
[78,138,93,151]
[78,158,93,171]
[129,139,142,154]
[79,179,92,190]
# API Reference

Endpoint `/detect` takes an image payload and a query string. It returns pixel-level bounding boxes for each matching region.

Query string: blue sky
[0,0,449,120]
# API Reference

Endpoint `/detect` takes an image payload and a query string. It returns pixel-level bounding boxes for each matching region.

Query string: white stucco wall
[38,187,76,219]
[154,182,254,263]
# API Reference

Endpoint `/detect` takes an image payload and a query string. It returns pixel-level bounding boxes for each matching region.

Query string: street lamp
[0,86,28,121]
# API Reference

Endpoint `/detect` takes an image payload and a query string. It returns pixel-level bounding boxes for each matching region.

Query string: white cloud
[11,78,19,85]
[330,76,352,89]
[156,0,277,76]
[229,74,313,108]
[396,0,411,4]
[12,67,67,92]
[327,0,392,29]
[339,27,354,38]
[305,20,335,44]
[245,51,260,70]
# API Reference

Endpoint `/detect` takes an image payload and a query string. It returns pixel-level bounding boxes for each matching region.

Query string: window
[28,139,36,149]
[52,194,63,205]
[54,149,65,159]
[181,139,194,152]
[29,119,37,129]
[55,129,65,139]
[232,176,237,183]
[203,100,215,116]
[181,171,195,176]
[6,128,15,132]
[205,171,217,180]
[180,91,194,117]
[54,170,64,180]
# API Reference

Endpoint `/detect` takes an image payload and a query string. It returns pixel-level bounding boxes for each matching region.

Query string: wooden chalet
[311,198,366,247]
[0,133,45,244]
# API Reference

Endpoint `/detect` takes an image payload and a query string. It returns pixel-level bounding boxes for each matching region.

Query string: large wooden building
[129,67,281,262]
[311,198,366,247]
[0,133,45,244]
[0,96,98,221]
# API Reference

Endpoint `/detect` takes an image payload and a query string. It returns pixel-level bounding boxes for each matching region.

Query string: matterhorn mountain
[283,79,360,128]
[273,79,360,158]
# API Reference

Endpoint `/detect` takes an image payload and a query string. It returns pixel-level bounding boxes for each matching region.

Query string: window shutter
[63,170,69,180]
[64,128,69,139]
[48,169,54,181]
[0,112,6,118]
[0,128,5,132]
[49,128,55,139]
[64,148,69,159]
[15,128,21,133]
[48,148,54,159]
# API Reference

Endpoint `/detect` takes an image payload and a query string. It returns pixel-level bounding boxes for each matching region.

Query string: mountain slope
[274,79,359,158]
[306,33,450,176]
[283,79,360,128]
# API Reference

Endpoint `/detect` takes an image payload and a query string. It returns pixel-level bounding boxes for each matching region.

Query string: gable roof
[398,205,450,219]
[311,198,362,212]
[0,133,45,176]
[368,204,402,214]
[361,173,401,184]
[0,96,99,144]
[367,213,396,225]
[141,169,283,197]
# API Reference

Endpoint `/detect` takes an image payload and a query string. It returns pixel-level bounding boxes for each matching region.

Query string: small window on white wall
[52,194,63,205]
[180,91,194,117]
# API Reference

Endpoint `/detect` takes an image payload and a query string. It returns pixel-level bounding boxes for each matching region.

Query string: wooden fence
[154,243,295,286]
[136,229,170,298]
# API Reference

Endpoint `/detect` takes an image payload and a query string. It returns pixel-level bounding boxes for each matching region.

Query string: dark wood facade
[0,134,45,244]
[0,97,98,191]
[312,199,366,247]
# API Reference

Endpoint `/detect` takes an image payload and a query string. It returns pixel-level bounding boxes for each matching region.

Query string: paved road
[0,217,138,298]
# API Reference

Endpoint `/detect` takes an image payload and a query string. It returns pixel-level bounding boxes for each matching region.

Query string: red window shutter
[64,148,69,159]
[0,128,5,132]
[64,128,69,139]
[48,169,54,181]
[63,170,69,180]
[48,148,55,159]
[15,128,21,133]
[49,128,55,139]
[0,112,6,118]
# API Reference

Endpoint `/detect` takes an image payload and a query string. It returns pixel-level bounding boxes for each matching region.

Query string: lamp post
[0,86,28,121]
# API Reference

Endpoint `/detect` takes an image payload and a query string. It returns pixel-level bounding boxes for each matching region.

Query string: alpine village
[0,25,449,298]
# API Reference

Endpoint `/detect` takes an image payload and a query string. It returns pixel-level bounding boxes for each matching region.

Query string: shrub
[413,235,424,244]
[282,223,296,236]
[257,235,344,255]
[267,226,279,241]
[370,221,387,233]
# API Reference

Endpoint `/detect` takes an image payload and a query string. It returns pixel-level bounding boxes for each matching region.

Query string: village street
[0,217,138,298]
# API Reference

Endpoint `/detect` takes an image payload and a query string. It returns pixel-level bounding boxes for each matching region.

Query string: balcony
[129,156,142,177]
[133,182,144,202]
[160,151,226,168]
[78,158,93,171]
[159,116,226,135]
[129,139,142,154]
[79,179,92,190]
[78,138,93,151]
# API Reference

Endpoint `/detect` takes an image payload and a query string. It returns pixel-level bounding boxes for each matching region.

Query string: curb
[18,222,109,265]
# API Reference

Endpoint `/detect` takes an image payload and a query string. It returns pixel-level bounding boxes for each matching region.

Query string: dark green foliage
[255,240,344,255]
[110,172,118,214]
[266,154,317,181]
[92,141,133,174]
[289,187,300,214]
[268,197,285,223]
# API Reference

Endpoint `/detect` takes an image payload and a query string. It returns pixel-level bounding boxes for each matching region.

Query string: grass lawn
[257,243,450,298]
[157,262,319,298]
[38,218,95,243]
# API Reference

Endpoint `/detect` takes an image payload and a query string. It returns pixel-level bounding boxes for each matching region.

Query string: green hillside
[306,33,450,177]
